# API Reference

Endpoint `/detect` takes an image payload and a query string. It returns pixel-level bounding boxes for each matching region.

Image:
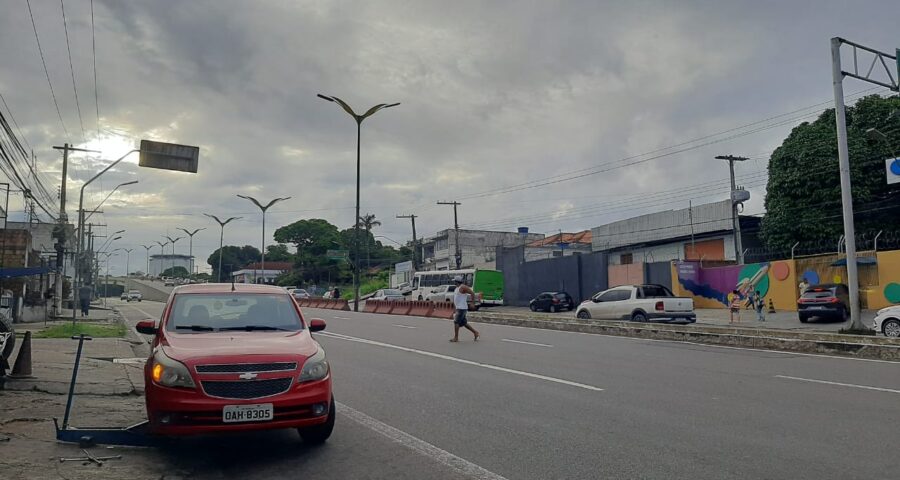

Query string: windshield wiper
[176,325,215,331]
[220,325,286,331]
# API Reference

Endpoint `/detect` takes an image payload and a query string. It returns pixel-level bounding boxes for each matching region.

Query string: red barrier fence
[364,300,380,313]
[429,301,455,319]
[408,301,435,317]
[391,301,412,316]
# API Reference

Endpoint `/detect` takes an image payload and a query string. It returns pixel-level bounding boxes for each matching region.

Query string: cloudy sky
[1,0,897,274]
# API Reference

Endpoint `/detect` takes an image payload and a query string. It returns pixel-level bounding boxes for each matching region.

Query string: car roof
[172,283,288,294]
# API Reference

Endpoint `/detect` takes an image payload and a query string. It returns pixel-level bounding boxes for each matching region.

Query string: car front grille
[196,362,297,374]
[201,378,293,399]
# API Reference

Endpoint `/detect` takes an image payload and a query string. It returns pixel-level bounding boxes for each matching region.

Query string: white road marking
[318,331,603,391]
[112,357,146,365]
[333,316,352,320]
[501,338,553,348]
[393,324,417,329]
[775,375,900,394]
[337,401,508,480]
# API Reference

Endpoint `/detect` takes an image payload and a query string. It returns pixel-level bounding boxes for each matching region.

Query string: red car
[135,283,334,443]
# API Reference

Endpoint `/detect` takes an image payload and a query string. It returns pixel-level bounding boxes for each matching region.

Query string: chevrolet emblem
[238,372,258,380]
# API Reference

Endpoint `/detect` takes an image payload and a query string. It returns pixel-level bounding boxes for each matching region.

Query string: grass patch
[34,322,127,339]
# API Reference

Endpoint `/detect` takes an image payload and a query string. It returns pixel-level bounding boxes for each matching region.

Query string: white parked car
[370,289,405,302]
[425,285,457,303]
[291,288,311,300]
[575,284,696,323]
[873,305,900,337]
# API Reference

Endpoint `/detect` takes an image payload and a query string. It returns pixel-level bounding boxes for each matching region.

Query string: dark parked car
[797,284,850,322]
[529,292,575,313]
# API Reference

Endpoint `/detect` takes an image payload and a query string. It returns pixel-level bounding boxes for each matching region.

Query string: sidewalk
[494,306,877,333]
[0,309,168,480]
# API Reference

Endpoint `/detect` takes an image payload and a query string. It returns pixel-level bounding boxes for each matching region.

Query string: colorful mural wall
[867,250,900,310]
[671,260,798,310]
[671,249,900,311]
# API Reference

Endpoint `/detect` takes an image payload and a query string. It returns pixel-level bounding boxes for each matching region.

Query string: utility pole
[437,201,462,269]
[51,144,96,317]
[688,200,695,259]
[715,155,748,264]
[141,245,153,277]
[829,38,898,331]
[396,214,418,269]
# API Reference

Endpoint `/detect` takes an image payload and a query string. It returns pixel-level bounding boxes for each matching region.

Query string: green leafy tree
[266,244,294,262]
[162,266,190,278]
[761,95,900,252]
[206,245,261,281]
[274,219,345,284]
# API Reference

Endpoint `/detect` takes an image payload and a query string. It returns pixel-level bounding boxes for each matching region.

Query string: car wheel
[529,304,537,312]
[799,315,808,323]
[631,312,647,322]
[841,307,849,322]
[576,310,591,320]
[883,319,900,338]
[299,397,336,444]
[550,305,558,313]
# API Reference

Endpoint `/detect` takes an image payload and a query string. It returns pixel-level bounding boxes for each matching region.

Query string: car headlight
[299,347,329,383]
[151,349,196,388]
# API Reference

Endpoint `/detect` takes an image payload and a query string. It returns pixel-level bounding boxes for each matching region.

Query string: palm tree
[357,213,381,270]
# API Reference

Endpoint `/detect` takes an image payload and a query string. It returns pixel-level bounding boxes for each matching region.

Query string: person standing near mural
[729,290,742,323]
[752,290,766,322]
[799,278,810,295]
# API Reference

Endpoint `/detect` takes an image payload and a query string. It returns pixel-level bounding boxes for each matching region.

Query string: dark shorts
[454,309,468,326]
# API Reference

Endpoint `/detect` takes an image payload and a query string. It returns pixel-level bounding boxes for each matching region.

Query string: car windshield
[802,287,837,298]
[554,293,568,299]
[166,293,303,333]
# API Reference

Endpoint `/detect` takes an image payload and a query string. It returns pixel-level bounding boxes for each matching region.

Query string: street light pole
[204,214,241,282]
[141,245,153,277]
[123,248,133,277]
[318,94,400,311]
[178,228,206,277]
[164,236,183,278]
[154,240,168,277]
[236,196,291,284]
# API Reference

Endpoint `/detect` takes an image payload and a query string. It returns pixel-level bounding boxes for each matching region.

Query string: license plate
[806,306,825,310]
[223,403,273,423]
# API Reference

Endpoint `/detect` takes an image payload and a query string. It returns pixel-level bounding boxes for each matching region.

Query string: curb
[468,313,900,361]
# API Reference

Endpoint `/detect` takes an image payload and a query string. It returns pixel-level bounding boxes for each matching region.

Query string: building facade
[231,261,293,284]
[590,200,761,266]
[419,229,545,271]
[524,230,593,262]
[149,254,192,277]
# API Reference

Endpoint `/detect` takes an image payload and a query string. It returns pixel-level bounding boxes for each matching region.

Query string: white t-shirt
[453,287,470,310]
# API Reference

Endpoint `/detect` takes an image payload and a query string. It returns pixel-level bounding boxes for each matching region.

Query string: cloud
[2,0,897,274]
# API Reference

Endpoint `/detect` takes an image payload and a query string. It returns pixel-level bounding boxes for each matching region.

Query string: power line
[0,93,33,153]
[456,87,887,201]
[90,0,99,138]
[26,0,70,141]
[60,0,86,142]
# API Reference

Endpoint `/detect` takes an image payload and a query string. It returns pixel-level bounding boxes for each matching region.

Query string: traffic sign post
[887,157,900,185]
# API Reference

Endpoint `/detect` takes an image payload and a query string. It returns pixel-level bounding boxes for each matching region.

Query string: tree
[356,213,382,270]
[274,219,344,284]
[162,266,190,278]
[207,245,261,281]
[761,95,900,252]
[266,244,294,262]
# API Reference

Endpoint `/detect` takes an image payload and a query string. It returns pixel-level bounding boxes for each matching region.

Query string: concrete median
[429,302,455,319]
[468,311,900,361]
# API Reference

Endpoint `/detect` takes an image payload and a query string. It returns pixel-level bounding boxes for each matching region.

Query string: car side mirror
[135,319,158,335]
[593,298,601,303]
[309,318,326,332]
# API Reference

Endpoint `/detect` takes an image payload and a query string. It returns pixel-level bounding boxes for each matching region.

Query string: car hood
[161,330,318,363]
[876,305,900,316]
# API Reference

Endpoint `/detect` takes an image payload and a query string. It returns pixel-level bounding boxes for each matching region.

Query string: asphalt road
[119,301,900,479]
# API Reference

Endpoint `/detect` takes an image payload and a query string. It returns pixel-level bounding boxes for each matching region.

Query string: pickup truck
[425,285,482,310]
[575,284,695,323]
[126,290,143,302]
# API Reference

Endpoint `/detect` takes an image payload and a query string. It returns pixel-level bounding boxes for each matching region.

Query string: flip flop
[449,339,459,343]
